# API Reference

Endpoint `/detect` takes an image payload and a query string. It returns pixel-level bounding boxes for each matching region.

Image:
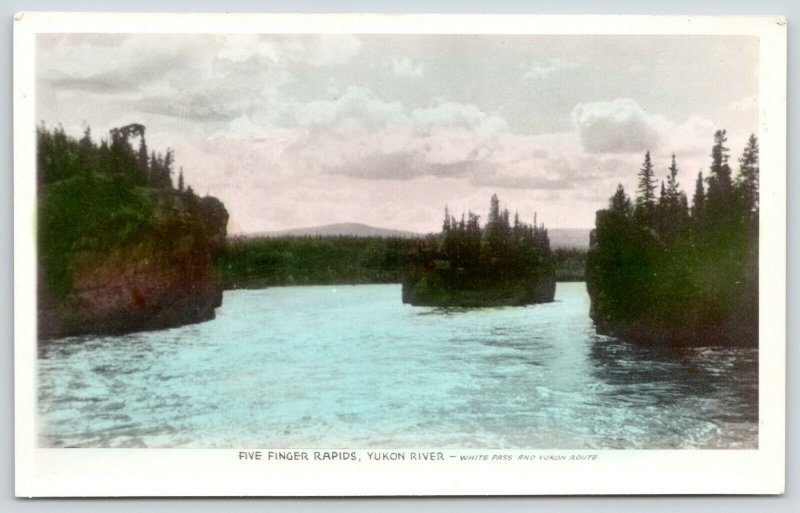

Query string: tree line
[586,130,759,346]
[437,194,552,286]
[38,122,189,193]
[403,195,556,306]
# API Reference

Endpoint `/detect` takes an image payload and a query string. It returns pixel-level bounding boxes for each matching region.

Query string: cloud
[523,58,581,80]
[391,56,423,77]
[216,35,279,63]
[273,87,509,134]
[287,86,407,130]
[411,102,508,133]
[133,92,239,122]
[38,34,361,101]
[572,98,664,154]
[43,51,188,94]
[280,35,362,66]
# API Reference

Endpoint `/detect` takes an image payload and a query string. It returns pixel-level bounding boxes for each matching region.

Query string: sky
[36,34,759,233]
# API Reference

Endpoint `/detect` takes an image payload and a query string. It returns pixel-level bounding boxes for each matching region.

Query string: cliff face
[38,192,229,340]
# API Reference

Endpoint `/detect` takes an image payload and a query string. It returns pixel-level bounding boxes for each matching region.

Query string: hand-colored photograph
[32,30,763,451]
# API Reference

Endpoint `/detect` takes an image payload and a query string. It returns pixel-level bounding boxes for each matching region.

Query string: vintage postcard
[14,13,786,496]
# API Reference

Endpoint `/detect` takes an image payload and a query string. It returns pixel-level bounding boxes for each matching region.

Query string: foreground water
[38,283,758,449]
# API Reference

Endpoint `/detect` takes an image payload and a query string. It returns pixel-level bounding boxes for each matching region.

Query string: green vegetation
[37,123,228,337]
[38,123,226,297]
[215,236,420,288]
[402,195,556,306]
[586,131,759,346]
[215,234,586,290]
[553,248,587,281]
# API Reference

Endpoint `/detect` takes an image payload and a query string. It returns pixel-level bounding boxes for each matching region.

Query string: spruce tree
[666,154,680,202]
[707,129,732,200]
[736,134,759,216]
[488,194,500,224]
[138,136,149,176]
[610,184,632,217]
[636,151,657,217]
[692,171,705,218]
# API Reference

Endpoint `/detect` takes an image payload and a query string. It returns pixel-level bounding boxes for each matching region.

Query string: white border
[13,12,787,497]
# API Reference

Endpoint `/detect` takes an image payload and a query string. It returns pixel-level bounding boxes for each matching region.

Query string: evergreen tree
[707,129,733,200]
[488,194,500,224]
[163,149,175,189]
[666,154,680,201]
[635,151,657,223]
[610,184,632,217]
[657,154,690,238]
[736,134,759,217]
[587,131,759,347]
[138,136,149,176]
[178,168,185,192]
[692,171,705,218]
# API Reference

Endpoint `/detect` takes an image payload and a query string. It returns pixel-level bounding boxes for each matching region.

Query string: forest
[401,195,556,306]
[215,236,585,289]
[37,123,228,337]
[586,130,759,346]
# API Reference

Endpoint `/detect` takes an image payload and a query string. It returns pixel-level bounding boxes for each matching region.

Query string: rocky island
[37,124,228,339]
[402,195,556,307]
[586,131,759,347]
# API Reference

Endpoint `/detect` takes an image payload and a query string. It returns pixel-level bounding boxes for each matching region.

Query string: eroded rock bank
[38,194,229,339]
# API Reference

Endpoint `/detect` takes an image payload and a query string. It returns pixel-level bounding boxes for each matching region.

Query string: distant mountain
[246,222,423,239]
[245,223,591,248]
[548,228,591,249]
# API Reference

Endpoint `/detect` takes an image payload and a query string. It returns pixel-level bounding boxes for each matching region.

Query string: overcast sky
[36,34,758,233]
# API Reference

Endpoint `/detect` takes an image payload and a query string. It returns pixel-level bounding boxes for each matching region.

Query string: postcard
[14,12,786,496]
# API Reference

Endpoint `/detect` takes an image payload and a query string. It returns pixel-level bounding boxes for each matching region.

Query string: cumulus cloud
[411,102,508,133]
[523,58,581,80]
[572,98,664,154]
[287,86,407,130]
[216,35,279,63]
[391,56,423,77]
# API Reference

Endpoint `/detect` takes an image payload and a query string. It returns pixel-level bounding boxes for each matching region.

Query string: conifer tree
[610,184,632,217]
[666,154,680,201]
[692,171,705,218]
[736,134,759,216]
[636,151,657,222]
[707,129,732,200]
[138,136,149,176]
[488,194,500,224]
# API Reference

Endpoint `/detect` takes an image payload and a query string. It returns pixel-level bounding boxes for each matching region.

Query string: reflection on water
[37,283,758,449]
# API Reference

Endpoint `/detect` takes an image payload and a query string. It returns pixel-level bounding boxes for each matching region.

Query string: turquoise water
[37,283,758,449]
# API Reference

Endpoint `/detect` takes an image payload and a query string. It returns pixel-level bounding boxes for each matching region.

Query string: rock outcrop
[38,192,229,340]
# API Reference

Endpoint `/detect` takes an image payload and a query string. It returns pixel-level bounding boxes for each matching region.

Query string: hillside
[246,223,590,248]
[247,222,421,239]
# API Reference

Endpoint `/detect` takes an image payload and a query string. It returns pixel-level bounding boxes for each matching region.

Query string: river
[37,282,758,449]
